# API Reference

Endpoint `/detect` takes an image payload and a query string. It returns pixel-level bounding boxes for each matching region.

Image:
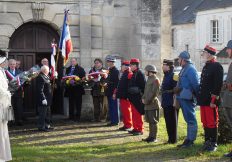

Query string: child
[142,65,161,142]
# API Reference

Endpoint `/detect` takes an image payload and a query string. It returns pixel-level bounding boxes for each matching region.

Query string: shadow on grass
[9,122,111,136]
[12,142,228,162]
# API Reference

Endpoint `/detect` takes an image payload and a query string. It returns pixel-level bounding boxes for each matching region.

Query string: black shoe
[201,140,210,151]
[119,126,132,131]
[224,151,232,158]
[177,139,194,148]
[142,137,157,143]
[107,123,118,127]
[206,142,217,152]
[38,128,50,132]
[132,131,143,136]
[128,129,136,134]
[45,126,54,130]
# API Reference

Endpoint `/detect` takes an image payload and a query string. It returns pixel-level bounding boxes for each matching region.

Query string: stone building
[172,0,232,70]
[0,0,161,116]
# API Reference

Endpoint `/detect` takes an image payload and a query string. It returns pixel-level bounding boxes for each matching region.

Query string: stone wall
[171,23,198,69]
[0,0,161,71]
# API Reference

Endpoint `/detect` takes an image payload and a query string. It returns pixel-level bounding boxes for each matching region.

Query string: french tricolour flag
[51,43,56,79]
[59,10,73,65]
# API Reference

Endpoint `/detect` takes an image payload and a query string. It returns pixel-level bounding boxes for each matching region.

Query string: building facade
[0,0,161,115]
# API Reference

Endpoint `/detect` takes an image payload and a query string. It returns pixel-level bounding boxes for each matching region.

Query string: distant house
[172,0,232,71]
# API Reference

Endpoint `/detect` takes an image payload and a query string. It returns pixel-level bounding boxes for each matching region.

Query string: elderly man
[198,45,223,152]
[0,50,12,162]
[175,51,200,148]
[16,60,22,71]
[223,40,232,158]
[65,58,86,122]
[36,65,53,132]
[5,59,24,126]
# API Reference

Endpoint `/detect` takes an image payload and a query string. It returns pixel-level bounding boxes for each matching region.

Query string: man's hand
[42,99,47,106]
[112,94,116,100]
[173,87,182,94]
[142,99,145,104]
[210,103,216,108]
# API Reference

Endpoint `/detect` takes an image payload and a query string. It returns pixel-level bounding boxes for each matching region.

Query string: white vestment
[0,67,12,162]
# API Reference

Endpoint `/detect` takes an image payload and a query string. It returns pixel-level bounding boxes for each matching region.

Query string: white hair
[41,65,49,73]
[8,59,16,64]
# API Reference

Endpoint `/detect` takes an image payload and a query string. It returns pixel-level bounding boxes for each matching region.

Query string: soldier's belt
[162,90,174,94]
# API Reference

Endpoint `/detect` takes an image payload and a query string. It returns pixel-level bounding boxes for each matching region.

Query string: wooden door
[8,22,62,116]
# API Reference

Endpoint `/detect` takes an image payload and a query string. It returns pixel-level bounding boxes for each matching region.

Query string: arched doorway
[8,22,64,116]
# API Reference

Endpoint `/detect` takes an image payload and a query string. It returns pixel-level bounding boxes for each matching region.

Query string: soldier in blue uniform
[105,56,120,126]
[174,51,200,148]
[161,59,178,144]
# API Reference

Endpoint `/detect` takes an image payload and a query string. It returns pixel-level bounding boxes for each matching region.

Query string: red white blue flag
[59,10,73,65]
[51,42,57,79]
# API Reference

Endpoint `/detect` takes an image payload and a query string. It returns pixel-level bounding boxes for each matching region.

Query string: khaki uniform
[142,75,161,139]
[223,63,232,128]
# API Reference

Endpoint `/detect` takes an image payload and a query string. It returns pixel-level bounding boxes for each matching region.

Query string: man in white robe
[0,49,12,162]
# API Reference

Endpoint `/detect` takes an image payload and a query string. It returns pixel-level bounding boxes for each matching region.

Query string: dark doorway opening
[8,22,64,116]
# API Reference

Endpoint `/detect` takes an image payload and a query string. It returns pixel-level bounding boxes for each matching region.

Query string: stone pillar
[161,0,172,61]
[79,0,92,68]
[79,0,94,121]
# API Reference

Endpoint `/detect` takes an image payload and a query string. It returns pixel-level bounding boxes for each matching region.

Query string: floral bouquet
[8,65,41,92]
[62,75,82,87]
[82,70,109,90]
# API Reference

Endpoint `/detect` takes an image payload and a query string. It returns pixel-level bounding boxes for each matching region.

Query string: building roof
[172,0,232,25]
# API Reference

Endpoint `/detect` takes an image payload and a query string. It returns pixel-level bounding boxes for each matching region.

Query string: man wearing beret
[174,51,200,148]
[223,40,232,158]
[198,45,223,152]
[161,59,178,144]
[127,58,146,135]
[114,60,133,131]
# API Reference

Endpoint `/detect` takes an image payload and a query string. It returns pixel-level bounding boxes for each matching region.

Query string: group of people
[1,39,232,161]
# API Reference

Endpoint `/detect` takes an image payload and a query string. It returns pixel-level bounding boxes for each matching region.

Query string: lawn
[10,110,232,162]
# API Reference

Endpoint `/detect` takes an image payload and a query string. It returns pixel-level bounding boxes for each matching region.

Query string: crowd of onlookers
[0,39,232,162]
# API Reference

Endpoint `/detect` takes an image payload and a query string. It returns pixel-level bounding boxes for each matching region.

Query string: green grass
[11,110,232,162]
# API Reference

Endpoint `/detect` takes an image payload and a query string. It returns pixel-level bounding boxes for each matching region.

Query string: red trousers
[120,99,132,128]
[130,102,144,132]
[200,106,219,128]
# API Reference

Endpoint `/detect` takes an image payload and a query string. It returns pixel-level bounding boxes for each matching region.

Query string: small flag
[59,10,73,65]
[51,42,57,79]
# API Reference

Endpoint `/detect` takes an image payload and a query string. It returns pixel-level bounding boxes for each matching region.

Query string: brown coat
[142,75,161,110]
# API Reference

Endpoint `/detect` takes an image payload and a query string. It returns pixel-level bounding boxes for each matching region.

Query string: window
[172,28,175,47]
[185,44,189,52]
[211,20,219,43]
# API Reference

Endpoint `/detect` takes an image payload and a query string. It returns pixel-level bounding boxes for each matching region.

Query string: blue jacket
[161,70,177,108]
[177,63,200,100]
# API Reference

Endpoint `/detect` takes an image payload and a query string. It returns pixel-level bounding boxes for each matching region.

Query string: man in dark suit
[65,58,86,121]
[36,65,53,132]
[5,59,24,126]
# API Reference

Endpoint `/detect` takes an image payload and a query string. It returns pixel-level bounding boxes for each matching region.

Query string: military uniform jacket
[223,62,232,108]
[36,73,52,106]
[105,66,119,97]
[65,65,86,95]
[198,60,223,106]
[116,69,129,99]
[177,63,199,100]
[128,69,146,114]
[161,70,177,108]
[142,75,160,110]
